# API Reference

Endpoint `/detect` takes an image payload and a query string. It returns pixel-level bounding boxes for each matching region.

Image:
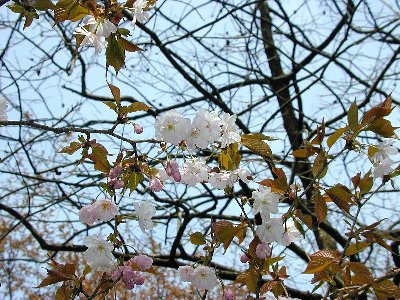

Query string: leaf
[189,232,206,245]
[7,3,26,13]
[346,262,374,285]
[108,83,121,104]
[54,0,89,22]
[241,134,273,159]
[327,127,346,148]
[345,241,371,256]
[361,95,392,126]
[347,101,359,131]
[260,281,279,295]
[37,263,76,288]
[126,172,143,195]
[314,193,327,224]
[245,269,258,293]
[59,141,82,155]
[33,0,56,10]
[303,250,340,274]
[312,151,327,179]
[373,279,400,299]
[359,171,373,194]
[292,148,316,158]
[258,167,289,193]
[311,120,325,145]
[325,184,353,213]
[219,143,241,171]
[106,35,125,73]
[119,37,143,52]
[55,284,72,300]
[121,102,151,113]
[103,101,118,112]
[88,143,111,173]
[365,118,398,138]
[212,221,236,252]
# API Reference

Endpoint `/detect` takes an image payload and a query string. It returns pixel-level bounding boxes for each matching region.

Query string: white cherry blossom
[190,265,218,290]
[256,218,285,244]
[92,199,119,222]
[186,110,222,149]
[372,140,398,163]
[208,171,236,189]
[130,0,150,28]
[133,201,156,232]
[84,235,114,271]
[178,265,194,282]
[96,19,117,38]
[74,26,107,53]
[373,157,395,178]
[219,112,241,148]
[252,186,280,221]
[155,110,190,145]
[281,220,302,246]
[180,159,209,186]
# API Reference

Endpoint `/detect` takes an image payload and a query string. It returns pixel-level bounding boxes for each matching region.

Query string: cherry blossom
[178,265,194,282]
[132,254,153,270]
[109,165,123,179]
[78,205,96,225]
[165,160,181,182]
[180,159,209,186]
[372,140,398,162]
[256,242,272,259]
[219,112,241,148]
[155,110,190,145]
[256,218,285,244]
[186,110,221,149]
[134,123,144,134]
[208,171,236,189]
[190,265,219,290]
[281,220,302,246]
[223,288,235,300]
[84,235,114,271]
[108,178,124,189]
[130,0,150,28]
[149,176,164,192]
[252,186,280,221]
[0,97,8,121]
[133,201,156,232]
[373,157,395,178]
[92,199,119,222]
[95,18,117,38]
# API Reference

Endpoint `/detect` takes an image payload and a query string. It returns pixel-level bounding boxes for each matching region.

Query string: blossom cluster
[155,110,241,150]
[251,186,302,246]
[74,17,117,53]
[178,265,219,291]
[110,254,153,289]
[371,140,399,178]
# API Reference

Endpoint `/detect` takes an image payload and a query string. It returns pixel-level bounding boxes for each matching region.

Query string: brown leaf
[314,193,327,224]
[325,184,353,213]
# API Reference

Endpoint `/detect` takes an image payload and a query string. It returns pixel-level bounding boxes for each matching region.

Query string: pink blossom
[111,266,123,282]
[78,205,96,225]
[223,288,235,300]
[178,265,194,282]
[109,165,123,179]
[240,254,249,263]
[132,254,153,270]
[108,178,124,189]
[165,160,181,182]
[133,272,145,285]
[134,123,144,134]
[91,199,119,222]
[256,242,272,259]
[149,176,163,192]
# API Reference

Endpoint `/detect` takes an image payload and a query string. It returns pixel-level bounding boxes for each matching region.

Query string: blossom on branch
[133,201,156,232]
[252,186,280,221]
[190,265,218,290]
[84,235,114,271]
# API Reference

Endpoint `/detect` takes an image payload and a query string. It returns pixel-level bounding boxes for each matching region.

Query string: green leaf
[33,0,56,10]
[106,35,125,73]
[88,143,111,173]
[326,127,346,148]
[219,143,241,171]
[189,232,206,245]
[7,3,26,13]
[119,37,143,52]
[347,101,359,131]
[54,0,89,22]
[126,172,143,195]
[345,241,371,256]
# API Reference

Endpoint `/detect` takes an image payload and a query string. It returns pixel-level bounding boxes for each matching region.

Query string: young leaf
[347,101,359,131]
[59,141,82,155]
[326,127,346,148]
[189,232,206,245]
[219,143,241,171]
[106,35,125,73]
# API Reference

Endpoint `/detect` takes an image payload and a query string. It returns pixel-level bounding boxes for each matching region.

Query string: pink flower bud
[165,161,181,182]
[110,266,123,282]
[122,266,135,284]
[125,279,135,290]
[150,177,163,192]
[109,165,123,179]
[240,254,249,263]
[134,123,143,134]
[108,178,124,189]
[223,289,235,300]
[78,205,96,225]
[132,254,153,270]
[133,273,145,285]
[255,242,271,259]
